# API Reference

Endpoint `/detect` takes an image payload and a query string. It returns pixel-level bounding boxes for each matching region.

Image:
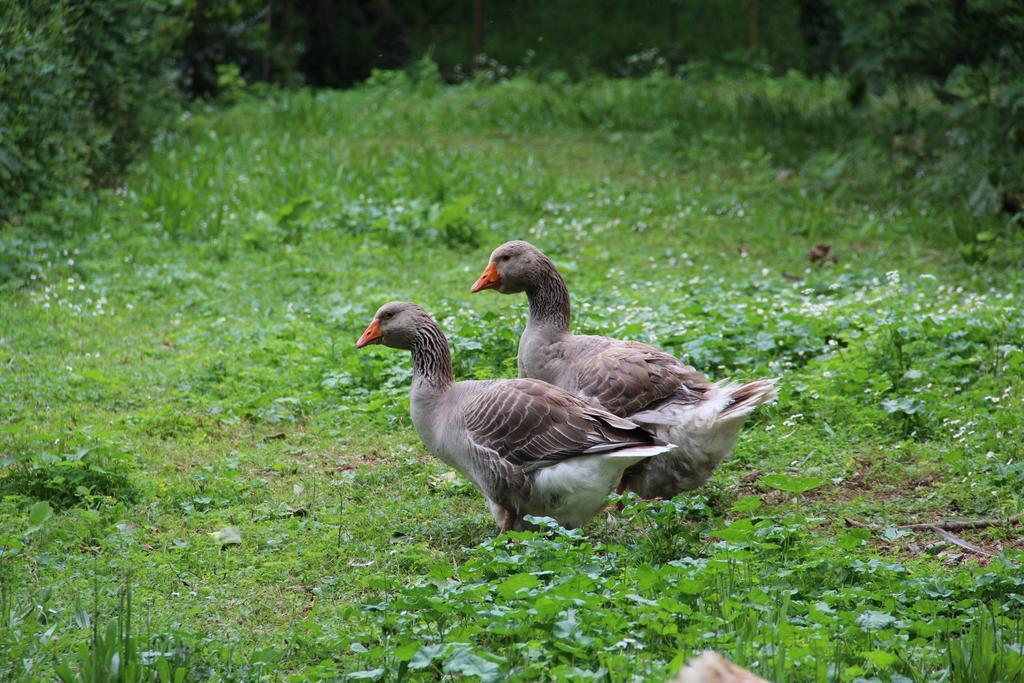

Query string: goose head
[470,240,549,294]
[355,301,430,350]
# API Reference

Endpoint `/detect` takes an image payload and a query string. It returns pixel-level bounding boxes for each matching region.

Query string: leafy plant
[0,447,138,509]
[759,473,827,495]
[881,396,926,435]
[336,514,1024,680]
[947,608,1024,683]
[54,582,193,683]
[25,501,54,535]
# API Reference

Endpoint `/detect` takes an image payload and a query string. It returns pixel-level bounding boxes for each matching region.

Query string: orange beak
[470,261,501,293]
[355,319,383,348]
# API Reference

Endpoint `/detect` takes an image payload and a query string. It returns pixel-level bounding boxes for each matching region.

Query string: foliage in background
[177,0,815,94]
[165,0,1024,233]
[0,0,185,224]
[835,0,1024,219]
[402,0,811,80]
[178,0,296,98]
[4,0,1022,230]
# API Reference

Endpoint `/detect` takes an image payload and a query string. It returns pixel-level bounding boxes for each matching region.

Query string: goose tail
[625,380,777,496]
[719,378,778,421]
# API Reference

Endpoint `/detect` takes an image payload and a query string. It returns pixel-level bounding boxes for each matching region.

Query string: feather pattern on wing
[571,340,713,417]
[463,378,659,473]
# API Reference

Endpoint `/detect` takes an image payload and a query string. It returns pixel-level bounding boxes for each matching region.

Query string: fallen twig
[913,540,949,555]
[926,525,996,557]
[844,513,1022,533]
[844,516,881,531]
[902,515,1023,531]
[843,514,1020,557]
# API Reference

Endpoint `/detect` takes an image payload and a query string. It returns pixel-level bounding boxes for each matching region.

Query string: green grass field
[2,71,1024,681]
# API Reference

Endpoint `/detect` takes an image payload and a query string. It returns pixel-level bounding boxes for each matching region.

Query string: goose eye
[501,254,511,261]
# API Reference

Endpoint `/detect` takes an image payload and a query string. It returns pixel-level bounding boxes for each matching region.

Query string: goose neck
[410,322,455,391]
[525,260,570,332]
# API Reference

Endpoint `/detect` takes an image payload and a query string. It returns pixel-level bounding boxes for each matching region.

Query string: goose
[355,301,673,532]
[470,241,777,499]
[671,651,769,682]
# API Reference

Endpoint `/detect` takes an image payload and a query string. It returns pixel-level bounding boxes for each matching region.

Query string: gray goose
[470,241,777,499]
[355,301,672,532]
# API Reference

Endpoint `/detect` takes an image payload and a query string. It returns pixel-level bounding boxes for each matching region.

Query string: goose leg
[615,481,627,512]
[487,499,518,534]
[499,512,518,534]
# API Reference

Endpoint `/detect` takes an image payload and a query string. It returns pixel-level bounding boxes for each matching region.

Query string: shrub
[0,446,138,509]
[834,0,1024,222]
[0,1,186,225]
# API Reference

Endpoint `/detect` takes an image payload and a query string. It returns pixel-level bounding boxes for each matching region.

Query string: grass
[1,69,1023,681]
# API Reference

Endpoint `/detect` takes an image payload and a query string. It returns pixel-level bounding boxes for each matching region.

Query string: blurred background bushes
[1,0,184,223]
[1,0,1022,227]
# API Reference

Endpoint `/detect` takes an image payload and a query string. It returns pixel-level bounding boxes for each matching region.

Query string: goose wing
[572,340,713,417]
[463,378,662,473]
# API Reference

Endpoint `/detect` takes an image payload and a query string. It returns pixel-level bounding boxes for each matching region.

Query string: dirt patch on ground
[733,460,1024,565]
[824,468,941,506]
[736,453,942,507]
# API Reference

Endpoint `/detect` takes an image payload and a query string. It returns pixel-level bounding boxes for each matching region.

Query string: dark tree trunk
[748,0,759,50]
[669,1,678,44]
[474,0,484,60]
[263,1,272,82]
